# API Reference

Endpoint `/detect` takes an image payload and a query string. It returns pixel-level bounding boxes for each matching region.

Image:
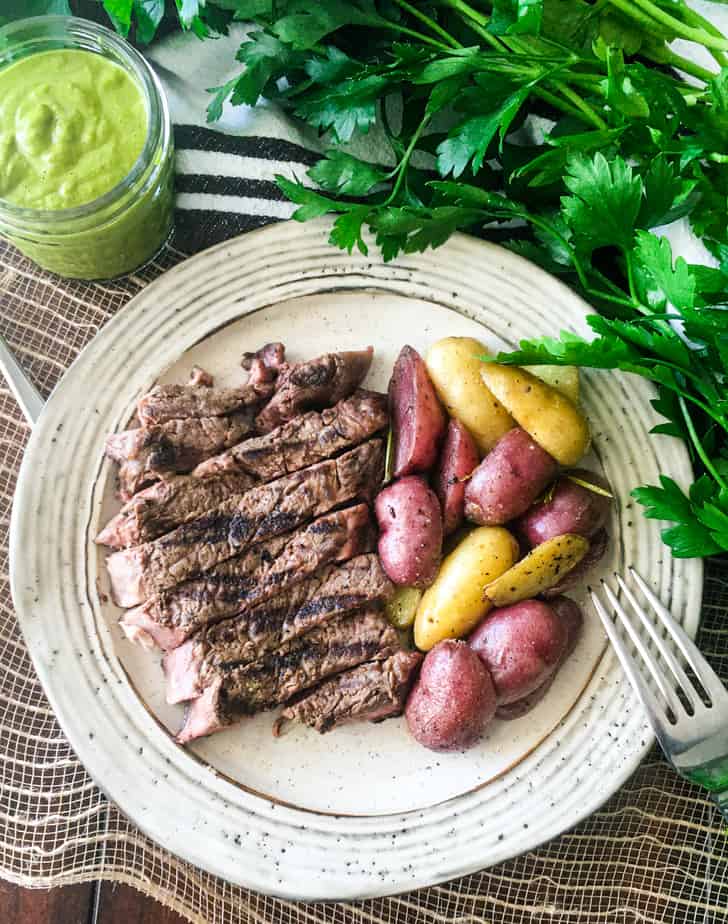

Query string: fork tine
[628,567,727,704]
[614,574,698,712]
[589,587,667,728]
[599,580,684,719]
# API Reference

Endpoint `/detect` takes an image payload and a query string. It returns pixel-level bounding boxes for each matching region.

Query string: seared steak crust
[163,553,393,702]
[107,440,384,607]
[177,610,399,742]
[278,650,422,733]
[106,412,256,501]
[137,381,273,426]
[256,348,373,432]
[120,504,376,649]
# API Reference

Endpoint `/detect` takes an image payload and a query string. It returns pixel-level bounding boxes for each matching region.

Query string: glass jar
[0,16,174,280]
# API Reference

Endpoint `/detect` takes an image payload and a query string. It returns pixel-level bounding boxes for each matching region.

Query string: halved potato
[483,533,589,606]
[524,365,580,404]
[414,526,519,651]
[425,337,514,454]
[480,364,590,466]
[385,586,423,629]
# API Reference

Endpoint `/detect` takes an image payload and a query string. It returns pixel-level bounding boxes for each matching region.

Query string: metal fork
[590,568,728,818]
[0,331,43,426]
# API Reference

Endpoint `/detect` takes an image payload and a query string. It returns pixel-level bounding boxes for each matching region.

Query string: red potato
[375,475,443,588]
[435,420,480,535]
[405,640,496,751]
[464,427,557,526]
[541,527,609,598]
[389,345,448,478]
[468,599,568,705]
[496,596,584,719]
[517,469,612,547]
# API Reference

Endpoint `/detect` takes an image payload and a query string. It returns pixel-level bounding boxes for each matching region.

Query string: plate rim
[9,218,702,899]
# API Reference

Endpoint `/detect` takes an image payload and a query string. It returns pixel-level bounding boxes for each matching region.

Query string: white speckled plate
[10,218,701,899]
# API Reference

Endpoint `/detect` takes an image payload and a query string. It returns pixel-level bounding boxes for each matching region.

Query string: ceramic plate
[10,218,701,899]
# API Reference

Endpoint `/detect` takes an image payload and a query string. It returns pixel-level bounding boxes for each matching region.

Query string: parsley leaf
[631,231,696,311]
[489,0,543,35]
[561,153,643,254]
[308,151,388,196]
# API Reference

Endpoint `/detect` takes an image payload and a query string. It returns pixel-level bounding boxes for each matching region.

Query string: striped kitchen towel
[144,25,386,254]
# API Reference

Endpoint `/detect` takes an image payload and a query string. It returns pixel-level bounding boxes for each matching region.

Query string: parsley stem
[676,6,728,68]
[625,251,638,302]
[438,0,505,52]
[616,0,728,52]
[385,114,430,204]
[390,0,463,49]
[661,50,717,84]
[378,19,456,52]
[549,81,607,130]
[679,395,728,490]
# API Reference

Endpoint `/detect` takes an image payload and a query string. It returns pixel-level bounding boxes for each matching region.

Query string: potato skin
[468,599,568,704]
[481,364,590,466]
[375,476,443,588]
[405,640,496,751]
[496,596,584,719]
[414,526,519,651]
[464,427,557,526]
[425,337,514,454]
[389,345,448,478]
[483,532,589,606]
[518,469,611,547]
[435,419,480,535]
[541,527,608,598]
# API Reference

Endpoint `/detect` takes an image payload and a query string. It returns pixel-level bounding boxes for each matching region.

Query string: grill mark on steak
[106,412,257,501]
[163,553,393,703]
[176,610,399,743]
[107,440,384,607]
[120,504,377,649]
[137,380,273,426]
[276,650,423,734]
[256,348,374,433]
[193,390,388,481]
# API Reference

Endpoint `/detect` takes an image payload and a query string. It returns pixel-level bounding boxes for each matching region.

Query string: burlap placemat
[1,234,728,923]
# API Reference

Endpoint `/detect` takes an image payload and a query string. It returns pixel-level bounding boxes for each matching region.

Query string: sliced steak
[276,650,422,734]
[164,553,393,702]
[256,348,374,432]
[120,504,376,649]
[107,439,384,607]
[137,380,272,426]
[96,472,255,549]
[241,342,285,386]
[188,367,213,387]
[106,413,256,501]
[98,391,387,549]
[195,390,388,479]
[177,611,400,743]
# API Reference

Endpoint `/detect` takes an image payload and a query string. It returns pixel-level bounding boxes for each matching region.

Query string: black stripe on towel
[174,125,321,167]
[175,174,291,201]
[172,208,279,252]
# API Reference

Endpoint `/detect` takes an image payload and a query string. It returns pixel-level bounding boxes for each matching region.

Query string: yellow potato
[480,364,590,466]
[385,586,423,629]
[414,526,519,651]
[425,337,514,454]
[523,364,580,404]
[484,533,589,606]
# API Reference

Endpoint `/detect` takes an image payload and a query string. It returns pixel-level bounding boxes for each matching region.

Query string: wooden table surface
[0,881,188,923]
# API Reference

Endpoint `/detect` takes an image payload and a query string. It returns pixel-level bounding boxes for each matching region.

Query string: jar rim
[0,15,170,224]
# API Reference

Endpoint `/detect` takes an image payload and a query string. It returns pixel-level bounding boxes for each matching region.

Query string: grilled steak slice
[256,348,374,432]
[137,380,272,426]
[188,366,213,387]
[120,504,376,649]
[106,413,256,501]
[195,390,388,479]
[177,611,400,743]
[96,472,255,548]
[241,342,285,385]
[98,391,387,549]
[107,439,384,607]
[276,650,422,734]
[164,553,393,702]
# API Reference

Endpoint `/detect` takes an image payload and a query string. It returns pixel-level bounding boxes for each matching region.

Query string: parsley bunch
[10,0,728,559]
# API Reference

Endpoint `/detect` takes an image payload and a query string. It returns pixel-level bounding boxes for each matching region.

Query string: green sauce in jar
[0,17,174,280]
[0,50,147,210]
